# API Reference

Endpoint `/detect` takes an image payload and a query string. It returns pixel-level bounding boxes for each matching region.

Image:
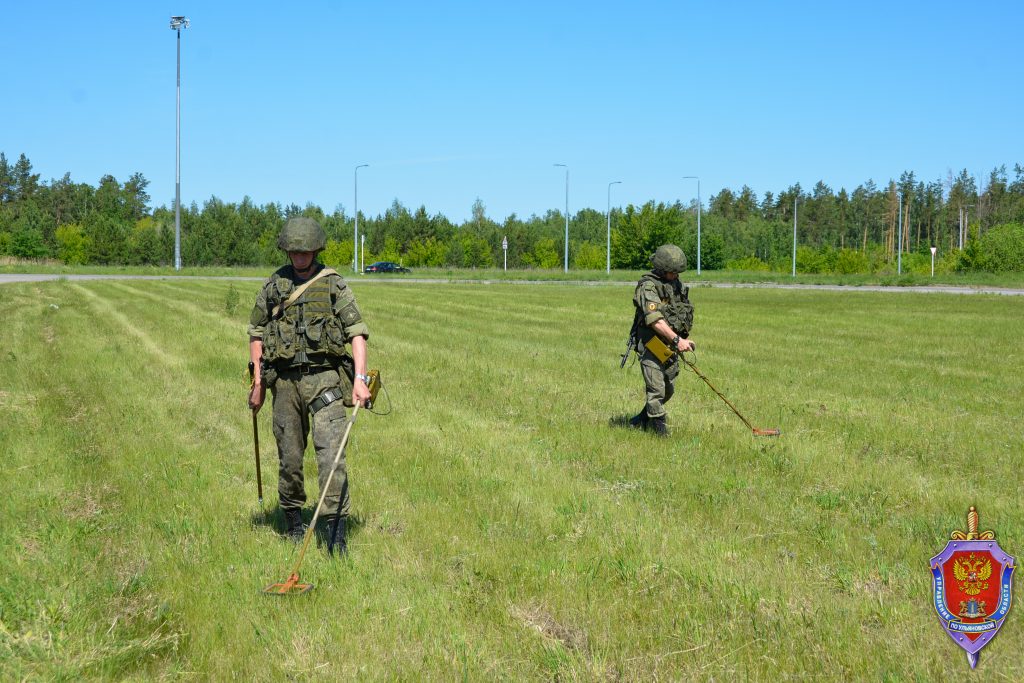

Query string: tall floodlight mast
[554,164,569,273]
[169,15,190,271]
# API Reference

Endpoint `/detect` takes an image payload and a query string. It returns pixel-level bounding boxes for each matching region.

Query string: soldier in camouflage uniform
[247,217,370,551]
[629,244,695,436]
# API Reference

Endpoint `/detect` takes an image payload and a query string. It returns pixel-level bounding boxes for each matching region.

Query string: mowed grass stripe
[1,283,186,679]
[70,283,185,368]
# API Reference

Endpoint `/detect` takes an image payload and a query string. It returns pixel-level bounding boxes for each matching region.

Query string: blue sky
[3,1,1021,222]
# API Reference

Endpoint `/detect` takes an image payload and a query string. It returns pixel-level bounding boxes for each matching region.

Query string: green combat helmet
[277,217,327,252]
[650,244,687,273]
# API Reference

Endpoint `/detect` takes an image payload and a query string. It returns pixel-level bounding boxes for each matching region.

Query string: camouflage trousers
[640,347,680,419]
[270,367,351,518]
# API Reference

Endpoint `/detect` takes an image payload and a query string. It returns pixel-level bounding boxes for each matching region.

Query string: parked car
[364,261,411,274]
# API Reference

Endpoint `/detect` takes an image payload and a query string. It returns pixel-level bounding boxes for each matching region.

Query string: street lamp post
[897,190,903,275]
[169,15,189,271]
[958,206,964,249]
[683,176,700,275]
[553,164,569,272]
[792,197,799,277]
[606,181,621,274]
[354,164,368,273]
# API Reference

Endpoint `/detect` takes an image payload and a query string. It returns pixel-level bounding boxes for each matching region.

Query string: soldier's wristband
[355,373,370,384]
[671,335,681,347]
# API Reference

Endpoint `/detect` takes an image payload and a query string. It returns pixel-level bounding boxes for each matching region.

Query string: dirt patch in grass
[62,484,118,524]
[854,571,891,598]
[378,519,406,536]
[511,602,588,654]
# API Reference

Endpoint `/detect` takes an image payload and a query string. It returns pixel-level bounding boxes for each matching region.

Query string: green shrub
[832,248,869,275]
[698,231,725,270]
[725,255,771,271]
[224,283,240,315]
[404,237,447,267]
[572,241,605,270]
[977,223,1024,272]
[795,246,826,273]
[523,238,561,269]
[56,224,90,265]
[321,239,354,270]
[11,225,48,259]
[127,218,162,265]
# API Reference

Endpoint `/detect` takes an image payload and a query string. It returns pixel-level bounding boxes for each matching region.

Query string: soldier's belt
[276,363,334,377]
[275,354,334,373]
[309,388,344,414]
[644,336,676,364]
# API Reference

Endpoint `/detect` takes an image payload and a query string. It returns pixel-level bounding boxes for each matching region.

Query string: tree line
[2,151,1023,273]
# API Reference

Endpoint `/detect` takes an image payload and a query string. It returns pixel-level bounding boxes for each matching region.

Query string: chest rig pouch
[263,273,351,367]
[637,273,694,340]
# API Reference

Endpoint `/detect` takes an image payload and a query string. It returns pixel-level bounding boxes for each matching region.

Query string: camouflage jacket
[633,272,694,343]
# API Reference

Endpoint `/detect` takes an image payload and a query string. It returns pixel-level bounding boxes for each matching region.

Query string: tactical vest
[636,273,694,342]
[261,270,351,368]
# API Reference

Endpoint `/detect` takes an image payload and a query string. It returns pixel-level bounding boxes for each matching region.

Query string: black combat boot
[319,515,347,556]
[650,415,669,437]
[283,508,305,542]
[627,411,649,430]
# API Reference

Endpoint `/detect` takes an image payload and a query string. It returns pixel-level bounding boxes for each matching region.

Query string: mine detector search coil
[262,368,384,596]
[677,350,781,438]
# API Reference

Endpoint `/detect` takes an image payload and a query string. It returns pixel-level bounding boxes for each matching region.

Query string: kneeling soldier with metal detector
[248,217,370,554]
[627,244,694,437]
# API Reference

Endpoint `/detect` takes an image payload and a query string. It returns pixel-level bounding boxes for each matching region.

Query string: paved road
[2,272,1023,296]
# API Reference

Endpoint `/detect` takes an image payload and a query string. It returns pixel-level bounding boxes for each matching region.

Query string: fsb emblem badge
[930,506,1015,669]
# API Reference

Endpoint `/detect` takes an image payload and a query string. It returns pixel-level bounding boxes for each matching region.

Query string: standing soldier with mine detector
[247,217,370,554]
[627,244,695,436]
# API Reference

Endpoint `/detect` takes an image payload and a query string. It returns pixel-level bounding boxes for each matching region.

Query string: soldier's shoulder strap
[270,267,338,318]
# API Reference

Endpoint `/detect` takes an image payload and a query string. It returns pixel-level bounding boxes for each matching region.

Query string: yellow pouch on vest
[644,336,676,363]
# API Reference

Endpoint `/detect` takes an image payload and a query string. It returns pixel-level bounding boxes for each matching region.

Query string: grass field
[1,277,1022,680]
[4,259,1024,289]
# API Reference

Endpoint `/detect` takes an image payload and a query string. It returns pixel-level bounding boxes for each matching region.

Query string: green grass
[1,278,1022,679]
[3,259,1024,288]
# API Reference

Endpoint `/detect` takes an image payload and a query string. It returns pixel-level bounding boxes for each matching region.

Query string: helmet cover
[650,244,687,273]
[277,217,327,252]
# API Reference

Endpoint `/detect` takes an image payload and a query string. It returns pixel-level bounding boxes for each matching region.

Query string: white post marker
[361,235,365,273]
[930,246,937,277]
[502,235,508,271]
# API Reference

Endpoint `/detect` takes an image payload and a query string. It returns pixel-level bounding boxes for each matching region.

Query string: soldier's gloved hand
[352,379,371,408]
[248,381,266,412]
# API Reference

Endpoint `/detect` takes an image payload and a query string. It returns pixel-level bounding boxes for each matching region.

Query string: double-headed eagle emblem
[953,553,992,596]
[930,506,1016,670]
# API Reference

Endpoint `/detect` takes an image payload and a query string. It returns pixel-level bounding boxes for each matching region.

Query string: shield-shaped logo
[930,506,1015,669]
